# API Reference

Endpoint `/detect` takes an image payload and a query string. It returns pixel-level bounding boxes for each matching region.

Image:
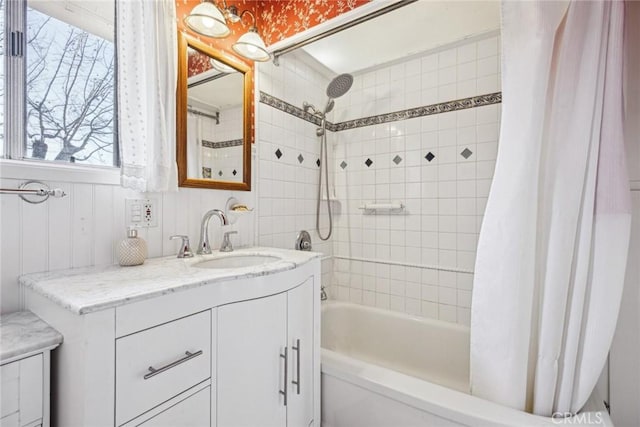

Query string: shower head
[326,73,353,99]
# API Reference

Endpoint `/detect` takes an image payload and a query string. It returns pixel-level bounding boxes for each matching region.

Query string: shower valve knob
[295,230,312,251]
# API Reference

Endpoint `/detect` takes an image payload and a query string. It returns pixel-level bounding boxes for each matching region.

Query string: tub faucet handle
[220,231,238,252]
[170,235,194,258]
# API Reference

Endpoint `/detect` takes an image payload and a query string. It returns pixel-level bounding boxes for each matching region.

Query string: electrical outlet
[125,198,158,228]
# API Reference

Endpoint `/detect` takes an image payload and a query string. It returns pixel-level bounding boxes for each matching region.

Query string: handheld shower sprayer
[300,73,354,241]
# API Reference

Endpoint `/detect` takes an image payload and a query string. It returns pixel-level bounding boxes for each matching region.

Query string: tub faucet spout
[197,209,229,254]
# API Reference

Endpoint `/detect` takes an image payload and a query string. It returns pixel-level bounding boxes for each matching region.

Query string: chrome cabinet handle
[143,350,203,380]
[292,339,301,394]
[279,347,288,406]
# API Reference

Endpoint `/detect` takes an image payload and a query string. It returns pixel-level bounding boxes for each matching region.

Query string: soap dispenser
[117,226,148,266]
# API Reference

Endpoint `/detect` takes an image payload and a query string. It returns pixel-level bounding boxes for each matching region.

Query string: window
[3,0,117,167]
[0,0,5,158]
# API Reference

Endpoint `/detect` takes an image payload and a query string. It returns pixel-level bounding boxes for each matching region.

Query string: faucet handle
[220,231,238,253]
[170,235,194,258]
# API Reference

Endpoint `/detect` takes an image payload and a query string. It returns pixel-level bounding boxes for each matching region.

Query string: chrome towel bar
[0,180,67,204]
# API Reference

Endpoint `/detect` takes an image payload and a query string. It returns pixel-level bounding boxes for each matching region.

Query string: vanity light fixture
[232,21,271,62]
[184,1,230,38]
[185,1,270,63]
[210,58,237,73]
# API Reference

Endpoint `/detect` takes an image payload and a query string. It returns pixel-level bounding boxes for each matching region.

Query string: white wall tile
[251,35,502,324]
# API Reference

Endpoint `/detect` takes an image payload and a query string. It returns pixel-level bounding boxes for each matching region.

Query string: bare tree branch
[25,9,115,164]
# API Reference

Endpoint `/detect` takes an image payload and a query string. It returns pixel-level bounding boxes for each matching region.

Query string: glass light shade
[210,58,236,74]
[232,28,270,62]
[184,2,230,38]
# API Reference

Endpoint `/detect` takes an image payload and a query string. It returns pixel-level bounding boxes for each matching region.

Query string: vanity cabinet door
[217,292,287,427]
[0,354,43,427]
[287,278,314,427]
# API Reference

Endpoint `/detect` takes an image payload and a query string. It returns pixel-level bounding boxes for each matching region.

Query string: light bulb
[202,17,215,29]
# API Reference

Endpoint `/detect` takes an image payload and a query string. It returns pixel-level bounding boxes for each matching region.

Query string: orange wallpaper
[187,49,214,77]
[176,0,370,54]
[256,0,370,46]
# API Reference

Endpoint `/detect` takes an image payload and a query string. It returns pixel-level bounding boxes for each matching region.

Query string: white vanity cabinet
[217,277,314,427]
[1,354,44,427]
[21,249,321,427]
[0,312,62,427]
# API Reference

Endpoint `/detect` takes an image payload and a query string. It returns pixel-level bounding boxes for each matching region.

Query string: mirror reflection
[186,48,244,182]
[177,33,252,191]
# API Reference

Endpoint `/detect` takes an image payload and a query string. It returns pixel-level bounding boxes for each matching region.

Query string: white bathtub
[321,302,611,427]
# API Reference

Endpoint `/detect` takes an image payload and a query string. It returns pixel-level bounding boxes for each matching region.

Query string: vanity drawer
[115,310,211,426]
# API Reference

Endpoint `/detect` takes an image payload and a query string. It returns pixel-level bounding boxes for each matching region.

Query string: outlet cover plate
[125,198,158,228]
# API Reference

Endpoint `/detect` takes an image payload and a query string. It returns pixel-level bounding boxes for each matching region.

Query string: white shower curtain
[186,113,202,178]
[470,0,632,417]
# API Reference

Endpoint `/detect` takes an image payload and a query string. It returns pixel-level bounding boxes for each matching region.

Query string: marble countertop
[1,311,63,363]
[20,247,321,315]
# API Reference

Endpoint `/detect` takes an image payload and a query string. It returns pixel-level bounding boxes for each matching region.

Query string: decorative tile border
[259,92,323,127]
[332,92,502,131]
[202,139,243,149]
[259,91,502,132]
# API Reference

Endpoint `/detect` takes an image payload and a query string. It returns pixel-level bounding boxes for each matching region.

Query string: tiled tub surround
[255,34,501,325]
[255,50,338,288]
[330,35,502,325]
[330,102,501,309]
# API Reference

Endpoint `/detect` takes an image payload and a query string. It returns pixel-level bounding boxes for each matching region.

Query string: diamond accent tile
[393,155,403,165]
[460,148,473,159]
[365,158,373,167]
[232,169,237,176]
[340,161,347,170]
[218,170,223,177]
[275,148,282,159]
[316,159,321,167]
[297,154,304,163]
[425,152,435,162]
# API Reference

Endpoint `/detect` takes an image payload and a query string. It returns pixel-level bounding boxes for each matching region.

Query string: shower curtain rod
[271,0,418,65]
[187,108,220,124]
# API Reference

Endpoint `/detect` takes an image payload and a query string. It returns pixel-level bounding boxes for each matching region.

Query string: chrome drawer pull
[279,347,288,406]
[143,350,203,380]
[292,339,301,394]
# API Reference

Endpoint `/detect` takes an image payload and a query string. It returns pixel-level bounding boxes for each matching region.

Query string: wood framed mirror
[177,32,253,190]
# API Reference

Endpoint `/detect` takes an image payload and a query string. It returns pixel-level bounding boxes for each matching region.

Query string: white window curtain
[470,0,631,417]
[117,0,177,192]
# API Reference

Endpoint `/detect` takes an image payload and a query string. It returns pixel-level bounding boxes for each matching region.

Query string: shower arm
[303,102,322,116]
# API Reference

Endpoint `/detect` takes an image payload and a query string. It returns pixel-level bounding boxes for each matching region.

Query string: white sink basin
[193,254,281,269]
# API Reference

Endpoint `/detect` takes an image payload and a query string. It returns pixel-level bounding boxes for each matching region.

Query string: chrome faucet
[197,209,229,254]
[169,235,194,258]
[220,231,238,252]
